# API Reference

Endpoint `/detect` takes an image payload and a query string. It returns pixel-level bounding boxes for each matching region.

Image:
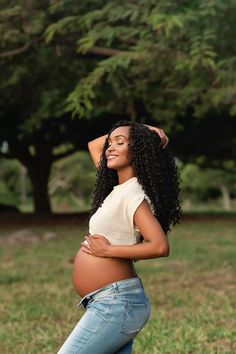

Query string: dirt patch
[207,338,236,352]
[0,229,59,245]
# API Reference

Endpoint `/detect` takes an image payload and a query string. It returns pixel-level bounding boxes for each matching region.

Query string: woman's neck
[117,169,135,185]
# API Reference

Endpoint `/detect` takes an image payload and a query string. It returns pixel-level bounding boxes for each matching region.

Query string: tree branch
[0,41,33,58]
[79,46,127,57]
[118,36,138,45]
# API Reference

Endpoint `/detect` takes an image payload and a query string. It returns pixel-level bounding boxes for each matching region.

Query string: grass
[0,220,235,354]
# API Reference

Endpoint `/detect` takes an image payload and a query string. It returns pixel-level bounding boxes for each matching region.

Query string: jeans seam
[74,296,115,353]
[121,301,149,337]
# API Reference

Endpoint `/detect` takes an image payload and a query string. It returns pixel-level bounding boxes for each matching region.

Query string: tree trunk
[220,184,231,211]
[26,160,52,213]
[20,165,27,205]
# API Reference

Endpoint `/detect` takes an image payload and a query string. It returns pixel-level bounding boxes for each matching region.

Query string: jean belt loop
[115,282,119,293]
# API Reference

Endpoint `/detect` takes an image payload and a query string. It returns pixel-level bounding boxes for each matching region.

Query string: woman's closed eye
[108,140,124,147]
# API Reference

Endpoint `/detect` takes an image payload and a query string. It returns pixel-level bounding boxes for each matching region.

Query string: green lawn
[0,220,235,354]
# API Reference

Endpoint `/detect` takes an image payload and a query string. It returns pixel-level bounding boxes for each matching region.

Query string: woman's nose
[107,144,114,151]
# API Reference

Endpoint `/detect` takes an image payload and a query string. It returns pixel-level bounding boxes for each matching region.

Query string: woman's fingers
[155,128,169,148]
[81,246,92,254]
[161,135,169,148]
[155,128,165,138]
[81,235,110,257]
[144,125,169,148]
[154,128,169,148]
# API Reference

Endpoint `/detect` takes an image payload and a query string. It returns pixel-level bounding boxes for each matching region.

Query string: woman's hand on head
[144,124,169,148]
[81,234,111,257]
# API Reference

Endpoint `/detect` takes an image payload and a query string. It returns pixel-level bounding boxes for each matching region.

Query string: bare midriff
[72,248,137,298]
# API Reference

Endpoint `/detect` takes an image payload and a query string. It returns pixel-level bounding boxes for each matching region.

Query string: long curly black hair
[90,120,182,234]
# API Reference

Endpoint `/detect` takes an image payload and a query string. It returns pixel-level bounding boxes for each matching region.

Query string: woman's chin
[107,162,118,170]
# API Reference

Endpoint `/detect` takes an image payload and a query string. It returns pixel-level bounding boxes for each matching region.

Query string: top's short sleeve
[125,192,153,230]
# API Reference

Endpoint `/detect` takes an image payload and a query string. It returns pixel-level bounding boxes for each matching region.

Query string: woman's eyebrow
[108,135,128,141]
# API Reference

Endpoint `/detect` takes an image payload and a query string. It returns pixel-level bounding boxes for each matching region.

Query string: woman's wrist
[106,244,114,257]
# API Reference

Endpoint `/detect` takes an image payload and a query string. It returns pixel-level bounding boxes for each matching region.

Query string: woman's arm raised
[88,134,108,168]
[88,125,169,168]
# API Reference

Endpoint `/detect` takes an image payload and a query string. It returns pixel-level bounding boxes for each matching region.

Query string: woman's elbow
[155,241,170,258]
[162,243,170,257]
[87,141,93,151]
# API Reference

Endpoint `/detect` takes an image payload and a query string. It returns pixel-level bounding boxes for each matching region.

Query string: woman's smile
[105,126,133,173]
[107,154,119,160]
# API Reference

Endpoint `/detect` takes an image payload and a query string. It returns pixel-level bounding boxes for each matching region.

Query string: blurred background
[0,0,235,216]
[0,1,236,353]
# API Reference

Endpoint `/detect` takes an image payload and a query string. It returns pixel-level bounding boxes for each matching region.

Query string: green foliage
[0,159,31,206]
[2,0,236,122]
[45,0,236,120]
[66,53,142,117]
[147,13,184,35]
[1,0,236,132]
[0,0,236,211]
[0,151,96,213]
[180,163,236,208]
[50,151,96,210]
[44,16,80,43]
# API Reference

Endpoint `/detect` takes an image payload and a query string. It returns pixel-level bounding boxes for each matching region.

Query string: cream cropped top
[89,177,153,245]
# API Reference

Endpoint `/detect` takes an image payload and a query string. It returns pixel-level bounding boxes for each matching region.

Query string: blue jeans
[57,277,150,354]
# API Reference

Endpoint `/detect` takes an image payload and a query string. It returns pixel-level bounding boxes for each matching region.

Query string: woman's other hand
[144,124,169,148]
[81,234,111,257]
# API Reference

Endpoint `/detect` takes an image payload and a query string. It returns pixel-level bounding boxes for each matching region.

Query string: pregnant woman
[57,120,181,354]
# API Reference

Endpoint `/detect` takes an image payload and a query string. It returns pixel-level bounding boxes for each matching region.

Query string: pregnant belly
[72,248,136,297]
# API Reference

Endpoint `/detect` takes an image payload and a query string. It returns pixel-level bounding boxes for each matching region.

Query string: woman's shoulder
[112,177,145,202]
[114,177,143,193]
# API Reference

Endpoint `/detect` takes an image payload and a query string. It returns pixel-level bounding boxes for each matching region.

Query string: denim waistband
[77,276,143,308]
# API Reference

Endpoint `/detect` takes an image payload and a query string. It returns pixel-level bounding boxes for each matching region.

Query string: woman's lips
[107,155,119,160]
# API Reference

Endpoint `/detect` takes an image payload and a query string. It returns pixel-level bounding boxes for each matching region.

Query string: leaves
[147,13,184,36]
[1,0,236,152]
[44,16,80,43]
[43,0,236,121]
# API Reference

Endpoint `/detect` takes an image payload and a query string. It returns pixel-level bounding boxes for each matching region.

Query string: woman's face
[105,126,132,170]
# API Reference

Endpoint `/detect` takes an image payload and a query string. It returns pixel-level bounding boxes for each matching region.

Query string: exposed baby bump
[72,249,136,298]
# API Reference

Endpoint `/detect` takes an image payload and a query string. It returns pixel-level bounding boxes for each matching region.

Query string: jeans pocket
[121,301,150,338]
[88,295,115,319]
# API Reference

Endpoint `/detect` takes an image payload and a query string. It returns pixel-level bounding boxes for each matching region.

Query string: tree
[49,151,96,211]
[46,0,236,171]
[0,1,96,212]
[1,0,236,212]
[0,46,91,212]
[181,163,236,210]
[45,0,236,122]
[0,1,132,212]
